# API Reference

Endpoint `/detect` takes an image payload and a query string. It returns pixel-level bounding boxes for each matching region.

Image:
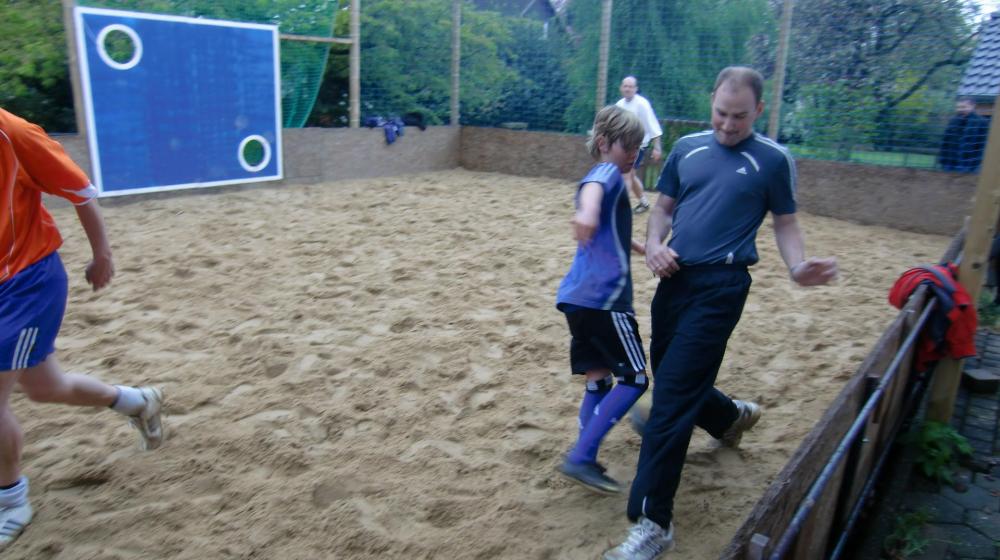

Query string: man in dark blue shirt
[604,67,838,560]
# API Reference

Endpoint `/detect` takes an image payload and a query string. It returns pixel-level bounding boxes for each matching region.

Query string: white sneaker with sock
[603,517,675,560]
[128,387,165,451]
[0,477,32,550]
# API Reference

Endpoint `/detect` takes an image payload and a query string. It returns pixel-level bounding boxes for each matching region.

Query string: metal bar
[769,300,937,559]
[279,33,352,45]
[828,367,932,559]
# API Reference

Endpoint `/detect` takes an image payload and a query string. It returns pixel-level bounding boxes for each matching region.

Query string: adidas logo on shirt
[736,167,747,175]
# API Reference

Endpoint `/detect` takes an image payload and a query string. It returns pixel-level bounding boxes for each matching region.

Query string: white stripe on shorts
[11,328,38,370]
[23,328,38,369]
[11,329,28,371]
[612,312,645,372]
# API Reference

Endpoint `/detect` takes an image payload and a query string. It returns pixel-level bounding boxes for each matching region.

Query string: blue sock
[578,376,613,434]
[568,375,647,464]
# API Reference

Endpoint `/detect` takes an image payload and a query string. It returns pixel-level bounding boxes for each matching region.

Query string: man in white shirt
[616,76,663,214]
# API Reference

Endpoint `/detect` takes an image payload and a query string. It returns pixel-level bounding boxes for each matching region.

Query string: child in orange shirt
[0,108,165,549]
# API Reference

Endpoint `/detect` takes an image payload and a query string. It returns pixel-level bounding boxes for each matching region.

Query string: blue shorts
[0,252,67,371]
[634,147,646,169]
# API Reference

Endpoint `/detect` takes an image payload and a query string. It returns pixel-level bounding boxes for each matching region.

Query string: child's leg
[0,372,31,550]
[568,372,648,465]
[0,372,24,486]
[18,355,165,450]
[628,170,647,201]
[578,369,613,434]
[17,355,117,408]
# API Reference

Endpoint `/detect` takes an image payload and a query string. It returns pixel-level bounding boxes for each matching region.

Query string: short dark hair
[713,66,764,104]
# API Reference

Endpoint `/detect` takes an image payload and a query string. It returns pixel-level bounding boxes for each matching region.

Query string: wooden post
[927,95,1000,422]
[61,0,87,136]
[767,0,794,140]
[595,0,612,113]
[349,0,360,129]
[451,0,461,126]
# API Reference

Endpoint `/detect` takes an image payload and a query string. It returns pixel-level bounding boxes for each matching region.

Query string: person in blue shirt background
[604,67,839,560]
[556,105,647,495]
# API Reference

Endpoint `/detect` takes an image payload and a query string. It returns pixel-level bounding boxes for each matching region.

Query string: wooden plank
[594,0,612,112]
[62,0,87,137]
[928,94,1000,421]
[767,0,793,140]
[793,452,848,558]
[839,379,882,527]
[279,33,352,45]
[450,0,461,126]
[349,0,360,128]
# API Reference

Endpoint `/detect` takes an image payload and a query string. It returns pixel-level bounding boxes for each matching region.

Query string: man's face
[710,84,763,146]
[956,100,975,116]
[620,78,637,101]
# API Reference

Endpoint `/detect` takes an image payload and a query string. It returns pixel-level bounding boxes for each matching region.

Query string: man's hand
[651,146,662,163]
[646,241,680,278]
[790,257,838,286]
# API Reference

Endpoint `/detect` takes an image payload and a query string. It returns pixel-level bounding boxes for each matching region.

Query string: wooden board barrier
[721,226,964,559]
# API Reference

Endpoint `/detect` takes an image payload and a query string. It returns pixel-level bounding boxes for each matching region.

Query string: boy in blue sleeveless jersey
[556,106,648,494]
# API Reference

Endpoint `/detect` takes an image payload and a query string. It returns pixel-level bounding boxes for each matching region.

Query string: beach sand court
[9,169,948,559]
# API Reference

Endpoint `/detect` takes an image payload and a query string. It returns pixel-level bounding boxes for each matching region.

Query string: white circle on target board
[96,24,143,70]
[238,135,272,173]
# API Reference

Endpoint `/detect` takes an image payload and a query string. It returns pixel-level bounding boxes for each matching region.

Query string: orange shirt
[0,109,97,283]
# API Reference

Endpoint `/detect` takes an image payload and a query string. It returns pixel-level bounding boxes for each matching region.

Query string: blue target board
[74,7,283,196]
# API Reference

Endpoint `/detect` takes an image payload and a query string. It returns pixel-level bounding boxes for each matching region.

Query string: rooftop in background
[959,11,1000,101]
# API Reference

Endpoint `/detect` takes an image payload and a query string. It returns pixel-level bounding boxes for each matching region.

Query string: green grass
[787,145,937,169]
[978,293,1000,330]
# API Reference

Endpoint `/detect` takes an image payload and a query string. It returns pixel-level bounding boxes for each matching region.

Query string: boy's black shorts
[563,307,646,375]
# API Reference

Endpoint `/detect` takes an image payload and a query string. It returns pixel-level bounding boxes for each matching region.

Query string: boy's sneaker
[0,502,32,550]
[719,399,761,448]
[633,200,650,214]
[603,517,675,559]
[558,458,622,494]
[129,387,165,451]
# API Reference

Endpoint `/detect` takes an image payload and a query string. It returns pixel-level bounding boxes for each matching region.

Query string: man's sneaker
[633,200,650,214]
[603,517,675,560]
[719,399,761,448]
[129,387,165,451]
[0,502,32,551]
[558,458,622,494]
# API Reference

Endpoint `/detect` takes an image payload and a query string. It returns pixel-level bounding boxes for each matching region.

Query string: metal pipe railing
[768,299,937,559]
[828,367,932,558]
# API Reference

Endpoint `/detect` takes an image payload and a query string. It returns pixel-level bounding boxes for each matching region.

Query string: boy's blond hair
[586,105,644,159]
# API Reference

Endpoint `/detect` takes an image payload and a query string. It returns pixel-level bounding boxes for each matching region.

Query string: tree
[0,0,76,131]
[772,0,978,154]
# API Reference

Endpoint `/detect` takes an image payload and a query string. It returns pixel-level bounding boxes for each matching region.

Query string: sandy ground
[7,169,949,559]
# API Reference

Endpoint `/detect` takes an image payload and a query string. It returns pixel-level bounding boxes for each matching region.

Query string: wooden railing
[720,226,966,559]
